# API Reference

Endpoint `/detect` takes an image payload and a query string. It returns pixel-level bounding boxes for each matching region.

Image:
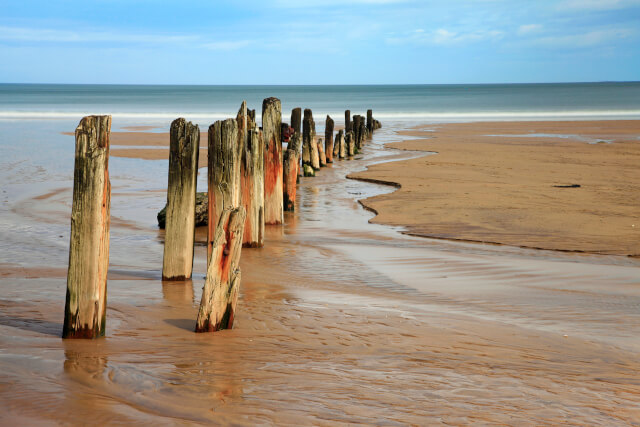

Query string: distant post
[262,97,283,225]
[345,110,351,133]
[283,148,297,211]
[334,130,346,159]
[63,115,111,339]
[291,107,302,136]
[366,109,373,134]
[324,115,334,163]
[303,109,320,170]
[208,118,242,261]
[162,118,200,281]
[196,207,246,332]
[346,130,355,156]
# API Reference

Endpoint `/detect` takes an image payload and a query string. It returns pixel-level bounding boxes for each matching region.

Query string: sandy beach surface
[1,120,640,425]
[350,120,640,256]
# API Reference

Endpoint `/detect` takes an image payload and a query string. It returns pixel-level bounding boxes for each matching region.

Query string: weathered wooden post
[283,149,297,211]
[238,103,265,248]
[291,107,302,136]
[366,109,373,134]
[63,115,111,339]
[318,138,326,167]
[196,206,246,332]
[208,118,242,261]
[345,110,351,133]
[287,132,302,181]
[357,116,367,149]
[353,115,362,149]
[334,130,346,159]
[346,130,355,157]
[262,97,283,225]
[162,118,200,281]
[325,115,334,163]
[303,109,320,170]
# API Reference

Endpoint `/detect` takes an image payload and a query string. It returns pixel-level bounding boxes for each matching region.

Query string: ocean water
[0,82,639,126]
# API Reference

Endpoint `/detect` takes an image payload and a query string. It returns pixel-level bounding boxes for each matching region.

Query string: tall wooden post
[325,115,334,163]
[162,118,200,281]
[63,115,111,339]
[262,97,283,225]
[366,109,373,134]
[238,103,265,248]
[208,118,242,261]
[345,110,351,133]
[196,207,246,332]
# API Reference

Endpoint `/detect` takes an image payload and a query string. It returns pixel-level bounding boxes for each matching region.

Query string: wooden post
[346,130,355,156]
[63,115,111,339]
[208,118,242,261]
[239,104,265,248]
[283,149,297,211]
[303,109,320,170]
[345,110,351,133]
[291,107,302,136]
[334,130,346,159]
[287,132,302,180]
[357,116,366,149]
[196,206,246,332]
[162,118,200,281]
[318,138,326,167]
[367,109,373,134]
[325,115,334,163]
[262,97,283,225]
[353,115,361,149]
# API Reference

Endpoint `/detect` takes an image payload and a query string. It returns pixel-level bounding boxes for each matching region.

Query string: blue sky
[1,0,639,84]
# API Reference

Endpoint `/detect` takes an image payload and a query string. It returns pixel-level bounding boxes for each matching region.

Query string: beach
[350,120,640,256]
[1,113,640,424]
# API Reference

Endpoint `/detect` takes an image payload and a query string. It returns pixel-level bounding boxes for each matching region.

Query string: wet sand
[1,121,639,425]
[350,120,640,256]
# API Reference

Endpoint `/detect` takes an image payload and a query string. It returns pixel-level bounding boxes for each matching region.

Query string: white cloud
[558,0,640,10]
[0,26,195,44]
[532,28,636,47]
[518,24,542,35]
[202,40,252,51]
[387,28,504,45]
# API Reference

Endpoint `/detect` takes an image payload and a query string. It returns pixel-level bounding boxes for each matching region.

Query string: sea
[1,82,640,127]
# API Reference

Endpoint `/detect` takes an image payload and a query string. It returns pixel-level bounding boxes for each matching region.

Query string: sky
[0,0,639,84]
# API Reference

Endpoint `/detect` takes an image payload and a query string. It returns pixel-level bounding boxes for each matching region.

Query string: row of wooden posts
[62,99,380,338]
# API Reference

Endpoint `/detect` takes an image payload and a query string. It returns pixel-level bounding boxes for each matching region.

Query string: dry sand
[350,120,640,256]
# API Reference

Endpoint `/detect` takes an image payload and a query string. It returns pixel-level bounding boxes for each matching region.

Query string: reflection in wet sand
[0,121,639,424]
